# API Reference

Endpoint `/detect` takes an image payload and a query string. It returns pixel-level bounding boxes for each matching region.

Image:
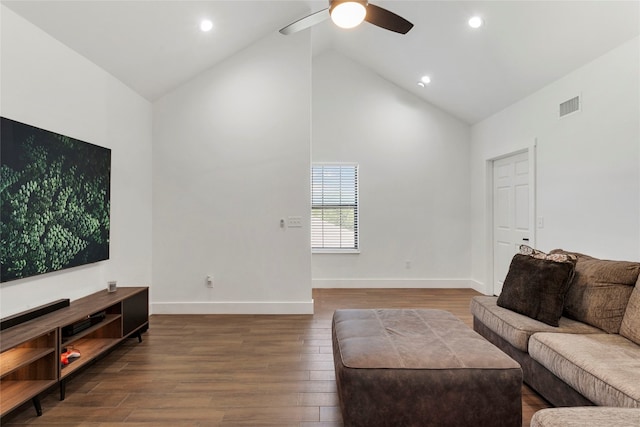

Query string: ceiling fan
[279,0,413,35]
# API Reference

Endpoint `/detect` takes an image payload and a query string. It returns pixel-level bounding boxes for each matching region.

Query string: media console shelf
[0,287,148,418]
[0,328,57,416]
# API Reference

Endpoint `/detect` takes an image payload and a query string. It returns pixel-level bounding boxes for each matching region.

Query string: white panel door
[493,152,530,296]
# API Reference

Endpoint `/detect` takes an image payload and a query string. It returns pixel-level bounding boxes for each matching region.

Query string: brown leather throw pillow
[497,252,576,327]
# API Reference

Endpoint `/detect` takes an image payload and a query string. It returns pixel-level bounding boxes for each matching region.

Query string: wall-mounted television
[0,117,111,283]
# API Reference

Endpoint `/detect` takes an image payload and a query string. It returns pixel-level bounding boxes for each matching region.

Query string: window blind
[311,164,359,251]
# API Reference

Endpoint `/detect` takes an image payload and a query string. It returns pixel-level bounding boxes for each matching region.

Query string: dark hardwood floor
[2,288,550,426]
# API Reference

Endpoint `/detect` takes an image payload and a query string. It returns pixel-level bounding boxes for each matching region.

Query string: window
[311,164,359,252]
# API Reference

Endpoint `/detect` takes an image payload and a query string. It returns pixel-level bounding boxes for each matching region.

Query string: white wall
[312,51,471,288]
[0,5,153,317]
[152,31,313,314]
[4,5,636,315]
[470,37,640,294]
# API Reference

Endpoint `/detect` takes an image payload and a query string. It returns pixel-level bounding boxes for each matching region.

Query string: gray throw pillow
[620,281,640,344]
[551,249,640,333]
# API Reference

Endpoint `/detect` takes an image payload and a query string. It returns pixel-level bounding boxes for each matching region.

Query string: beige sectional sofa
[470,249,640,412]
[530,407,640,427]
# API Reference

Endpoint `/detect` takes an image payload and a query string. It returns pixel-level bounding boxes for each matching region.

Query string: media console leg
[60,379,66,401]
[137,331,142,343]
[32,396,42,416]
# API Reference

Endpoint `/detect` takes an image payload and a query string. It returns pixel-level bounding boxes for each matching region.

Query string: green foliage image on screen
[1,117,111,282]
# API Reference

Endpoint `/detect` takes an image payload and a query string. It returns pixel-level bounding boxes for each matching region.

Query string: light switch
[287,216,302,228]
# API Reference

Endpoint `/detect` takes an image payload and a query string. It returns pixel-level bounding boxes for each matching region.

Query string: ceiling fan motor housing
[329,0,369,13]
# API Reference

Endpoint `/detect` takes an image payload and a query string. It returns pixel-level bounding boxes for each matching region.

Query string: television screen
[0,117,111,283]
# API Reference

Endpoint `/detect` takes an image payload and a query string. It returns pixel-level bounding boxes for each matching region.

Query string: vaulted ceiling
[3,1,639,124]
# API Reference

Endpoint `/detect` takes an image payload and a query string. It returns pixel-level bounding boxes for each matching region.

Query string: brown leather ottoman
[332,309,522,427]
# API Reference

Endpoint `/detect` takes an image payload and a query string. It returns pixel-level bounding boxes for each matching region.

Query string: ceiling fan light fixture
[330,1,367,29]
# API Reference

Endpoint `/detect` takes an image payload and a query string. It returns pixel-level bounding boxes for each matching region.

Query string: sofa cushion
[529,332,640,407]
[497,253,576,326]
[470,296,601,352]
[531,407,640,427]
[620,279,640,345]
[551,250,640,333]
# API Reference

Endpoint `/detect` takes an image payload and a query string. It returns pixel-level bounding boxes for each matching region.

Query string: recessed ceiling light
[420,75,431,85]
[200,19,213,32]
[468,16,483,29]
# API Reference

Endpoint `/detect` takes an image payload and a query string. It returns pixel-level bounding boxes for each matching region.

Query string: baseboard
[150,300,314,315]
[312,278,475,289]
[469,280,489,295]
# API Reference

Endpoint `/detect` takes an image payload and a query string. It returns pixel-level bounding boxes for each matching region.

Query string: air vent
[559,96,580,118]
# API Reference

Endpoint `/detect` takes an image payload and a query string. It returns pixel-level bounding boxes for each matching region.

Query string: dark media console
[0,287,149,419]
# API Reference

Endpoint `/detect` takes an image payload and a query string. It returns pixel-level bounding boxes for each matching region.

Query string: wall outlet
[206,275,214,288]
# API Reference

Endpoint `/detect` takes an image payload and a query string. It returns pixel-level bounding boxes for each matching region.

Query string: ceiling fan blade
[280,8,330,35]
[364,3,413,34]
